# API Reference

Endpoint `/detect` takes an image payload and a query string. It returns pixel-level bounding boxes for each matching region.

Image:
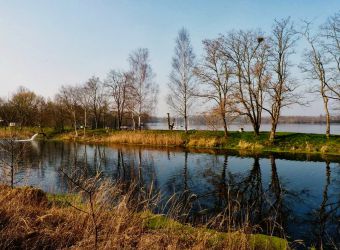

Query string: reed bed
[49,129,340,155]
[187,137,222,148]
[238,140,264,151]
[0,183,287,249]
[0,128,34,139]
[107,131,186,146]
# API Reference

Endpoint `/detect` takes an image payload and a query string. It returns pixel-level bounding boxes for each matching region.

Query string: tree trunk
[132,113,136,130]
[252,122,260,136]
[269,118,278,142]
[117,109,121,130]
[73,111,78,137]
[184,115,188,133]
[84,109,87,137]
[323,95,330,139]
[221,112,228,138]
[138,115,141,130]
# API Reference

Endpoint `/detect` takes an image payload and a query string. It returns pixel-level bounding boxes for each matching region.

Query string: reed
[0,128,34,139]
[238,140,264,151]
[107,131,186,146]
[0,183,287,249]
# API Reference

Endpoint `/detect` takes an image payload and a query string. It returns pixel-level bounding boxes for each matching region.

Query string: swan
[15,133,45,142]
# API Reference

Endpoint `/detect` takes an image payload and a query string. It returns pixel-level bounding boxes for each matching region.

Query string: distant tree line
[1,13,340,140]
[0,48,159,135]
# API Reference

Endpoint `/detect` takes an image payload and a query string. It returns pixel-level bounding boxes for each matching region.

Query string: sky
[0,0,340,116]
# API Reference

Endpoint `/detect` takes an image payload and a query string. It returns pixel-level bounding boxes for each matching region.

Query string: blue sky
[0,0,340,116]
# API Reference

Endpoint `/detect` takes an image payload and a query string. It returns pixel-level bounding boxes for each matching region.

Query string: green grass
[2,126,340,156]
[142,211,288,250]
[44,195,289,250]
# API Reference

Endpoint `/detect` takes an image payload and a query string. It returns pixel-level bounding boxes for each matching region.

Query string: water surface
[147,122,340,135]
[1,141,339,249]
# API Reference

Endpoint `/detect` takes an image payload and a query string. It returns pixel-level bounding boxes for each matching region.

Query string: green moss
[142,211,288,250]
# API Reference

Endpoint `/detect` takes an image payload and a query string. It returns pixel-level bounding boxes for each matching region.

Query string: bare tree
[9,87,41,128]
[129,48,158,130]
[320,12,340,99]
[56,85,80,137]
[300,22,332,139]
[264,18,300,141]
[105,70,131,130]
[194,38,234,137]
[222,30,271,135]
[167,28,196,132]
[60,166,102,248]
[84,76,106,129]
[0,131,28,188]
[76,85,92,136]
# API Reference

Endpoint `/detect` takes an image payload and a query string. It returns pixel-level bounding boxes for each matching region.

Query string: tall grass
[0,128,33,139]
[107,131,186,146]
[0,182,288,249]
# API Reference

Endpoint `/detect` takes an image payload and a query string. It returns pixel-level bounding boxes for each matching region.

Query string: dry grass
[0,129,34,139]
[238,140,264,151]
[320,145,330,154]
[187,137,221,148]
[107,131,186,146]
[0,184,287,249]
[55,130,186,146]
[51,129,340,156]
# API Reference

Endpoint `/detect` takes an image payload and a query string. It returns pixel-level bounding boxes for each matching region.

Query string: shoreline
[1,127,340,156]
[51,129,340,156]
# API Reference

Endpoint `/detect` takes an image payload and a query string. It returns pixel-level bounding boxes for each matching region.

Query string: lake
[147,122,340,135]
[1,141,340,249]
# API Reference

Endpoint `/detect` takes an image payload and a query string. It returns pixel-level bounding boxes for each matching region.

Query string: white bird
[15,133,41,142]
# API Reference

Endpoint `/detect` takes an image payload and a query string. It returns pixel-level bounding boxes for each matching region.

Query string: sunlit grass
[3,126,340,155]
[0,184,288,249]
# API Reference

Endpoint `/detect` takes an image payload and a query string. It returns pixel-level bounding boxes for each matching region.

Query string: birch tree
[167,28,196,132]
[129,48,158,130]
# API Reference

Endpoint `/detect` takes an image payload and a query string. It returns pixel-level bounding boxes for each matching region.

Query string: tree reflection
[309,160,340,249]
[7,141,340,247]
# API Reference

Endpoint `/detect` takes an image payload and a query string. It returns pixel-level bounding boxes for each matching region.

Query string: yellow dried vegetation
[238,140,264,151]
[107,131,185,146]
[187,137,221,148]
[0,184,287,249]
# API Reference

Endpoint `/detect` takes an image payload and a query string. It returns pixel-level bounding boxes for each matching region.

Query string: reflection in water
[1,141,340,248]
[309,160,340,249]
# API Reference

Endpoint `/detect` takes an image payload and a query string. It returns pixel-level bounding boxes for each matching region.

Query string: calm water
[147,122,340,135]
[1,141,340,249]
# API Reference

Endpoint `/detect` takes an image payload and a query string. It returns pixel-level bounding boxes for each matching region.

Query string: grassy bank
[1,127,339,155]
[0,127,55,139]
[0,185,287,249]
[51,128,340,156]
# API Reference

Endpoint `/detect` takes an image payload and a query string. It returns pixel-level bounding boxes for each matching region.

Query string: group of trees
[168,20,298,140]
[168,12,340,140]
[1,13,340,140]
[56,48,158,135]
[0,49,158,134]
